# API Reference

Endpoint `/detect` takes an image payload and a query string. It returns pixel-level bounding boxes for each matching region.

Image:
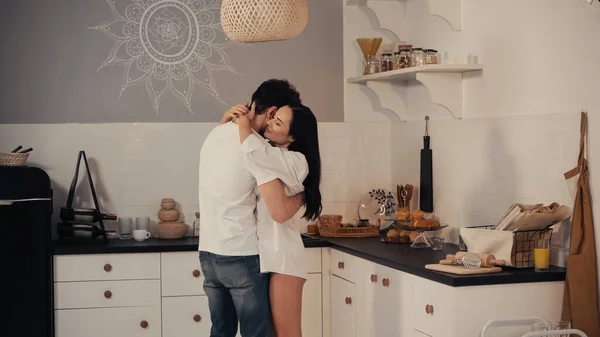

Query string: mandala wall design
[91,0,237,114]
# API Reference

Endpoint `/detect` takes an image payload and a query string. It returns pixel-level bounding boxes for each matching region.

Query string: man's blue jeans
[199,251,272,337]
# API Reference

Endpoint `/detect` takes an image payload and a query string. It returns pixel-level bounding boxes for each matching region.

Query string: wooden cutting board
[425,264,502,275]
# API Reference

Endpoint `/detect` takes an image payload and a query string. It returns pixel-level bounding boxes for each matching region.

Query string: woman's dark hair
[251,79,301,115]
[288,105,322,221]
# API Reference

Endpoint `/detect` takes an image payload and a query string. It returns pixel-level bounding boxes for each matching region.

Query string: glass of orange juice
[534,238,550,272]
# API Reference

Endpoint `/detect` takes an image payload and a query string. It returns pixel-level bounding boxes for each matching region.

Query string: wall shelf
[346,0,463,31]
[347,64,483,120]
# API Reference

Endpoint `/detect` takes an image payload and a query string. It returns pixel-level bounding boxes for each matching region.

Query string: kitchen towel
[460,227,514,267]
[561,111,600,337]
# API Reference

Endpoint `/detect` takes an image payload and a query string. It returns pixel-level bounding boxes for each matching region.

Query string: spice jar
[424,49,439,65]
[399,49,411,69]
[392,52,402,70]
[381,53,393,72]
[364,55,380,75]
[410,48,425,67]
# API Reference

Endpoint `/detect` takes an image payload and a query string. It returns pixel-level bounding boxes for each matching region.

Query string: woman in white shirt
[222,102,322,337]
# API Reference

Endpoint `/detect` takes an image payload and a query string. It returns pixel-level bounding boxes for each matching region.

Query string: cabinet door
[331,275,355,337]
[55,306,161,337]
[363,263,413,337]
[161,252,205,296]
[302,273,323,337]
[162,296,211,337]
[413,276,456,337]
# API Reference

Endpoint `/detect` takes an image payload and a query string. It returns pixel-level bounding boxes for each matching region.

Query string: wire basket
[0,152,29,166]
[459,225,553,268]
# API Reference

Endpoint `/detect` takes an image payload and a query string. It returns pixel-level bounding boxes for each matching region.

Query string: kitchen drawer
[54,253,160,282]
[306,248,322,273]
[55,306,161,337]
[329,248,357,282]
[55,279,160,309]
[412,276,457,337]
[161,252,205,296]
[162,296,211,337]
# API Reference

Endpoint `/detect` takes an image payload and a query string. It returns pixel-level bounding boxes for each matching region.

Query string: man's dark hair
[251,79,302,115]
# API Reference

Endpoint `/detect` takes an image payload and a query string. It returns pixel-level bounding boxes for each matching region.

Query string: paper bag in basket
[460,228,514,266]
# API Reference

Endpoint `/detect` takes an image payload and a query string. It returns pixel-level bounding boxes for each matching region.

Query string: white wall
[0,122,391,234]
[343,0,600,268]
[344,0,600,263]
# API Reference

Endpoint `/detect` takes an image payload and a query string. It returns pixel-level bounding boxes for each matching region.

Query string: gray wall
[0,0,342,123]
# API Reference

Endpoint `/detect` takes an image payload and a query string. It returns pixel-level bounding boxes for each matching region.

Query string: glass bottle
[193,212,200,237]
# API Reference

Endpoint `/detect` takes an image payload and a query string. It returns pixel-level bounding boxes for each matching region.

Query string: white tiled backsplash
[391,112,582,266]
[0,122,392,233]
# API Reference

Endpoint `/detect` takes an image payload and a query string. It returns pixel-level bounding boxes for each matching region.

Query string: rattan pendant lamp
[221,0,308,43]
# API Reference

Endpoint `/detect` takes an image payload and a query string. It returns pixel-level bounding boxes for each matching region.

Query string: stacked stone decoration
[155,198,187,239]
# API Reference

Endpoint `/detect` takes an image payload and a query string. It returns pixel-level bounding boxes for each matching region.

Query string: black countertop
[52,234,565,287]
[322,236,566,287]
[51,235,329,255]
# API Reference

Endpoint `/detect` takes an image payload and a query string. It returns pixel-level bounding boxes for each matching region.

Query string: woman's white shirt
[241,133,309,279]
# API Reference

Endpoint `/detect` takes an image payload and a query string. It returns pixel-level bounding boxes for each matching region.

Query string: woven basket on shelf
[0,152,29,166]
[221,0,308,43]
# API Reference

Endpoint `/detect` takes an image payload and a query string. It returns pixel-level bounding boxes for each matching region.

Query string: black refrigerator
[0,166,54,337]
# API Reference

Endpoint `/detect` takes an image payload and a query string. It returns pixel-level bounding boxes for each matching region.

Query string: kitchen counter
[322,235,566,287]
[52,234,565,287]
[51,234,330,255]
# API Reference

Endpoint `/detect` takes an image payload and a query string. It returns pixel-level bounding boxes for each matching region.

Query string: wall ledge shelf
[347,64,482,83]
[347,64,483,120]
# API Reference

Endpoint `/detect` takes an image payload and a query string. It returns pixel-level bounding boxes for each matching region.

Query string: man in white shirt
[198,79,302,337]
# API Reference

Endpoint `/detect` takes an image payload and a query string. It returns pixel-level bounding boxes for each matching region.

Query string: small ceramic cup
[133,229,151,242]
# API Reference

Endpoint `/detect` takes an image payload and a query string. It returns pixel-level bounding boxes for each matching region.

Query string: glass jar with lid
[392,52,402,70]
[364,55,380,75]
[399,49,411,69]
[381,53,393,72]
[424,49,439,64]
[410,48,425,67]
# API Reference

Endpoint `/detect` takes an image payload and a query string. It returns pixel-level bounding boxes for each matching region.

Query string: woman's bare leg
[270,273,306,337]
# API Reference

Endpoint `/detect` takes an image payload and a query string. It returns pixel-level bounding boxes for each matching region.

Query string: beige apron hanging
[562,111,600,337]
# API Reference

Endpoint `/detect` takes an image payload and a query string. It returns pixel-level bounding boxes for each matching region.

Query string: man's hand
[220,104,250,124]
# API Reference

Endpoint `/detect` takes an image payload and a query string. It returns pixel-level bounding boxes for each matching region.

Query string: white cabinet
[161,251,204,296]
[360,263,413,337]
[331,275,356,337]
[327,249,565,337]
[412,277,456,337]
[52,248,324,337]
[55,306,161,337]
[54,254,162,337]
[162,296,211,337]
[303,273,323,337]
